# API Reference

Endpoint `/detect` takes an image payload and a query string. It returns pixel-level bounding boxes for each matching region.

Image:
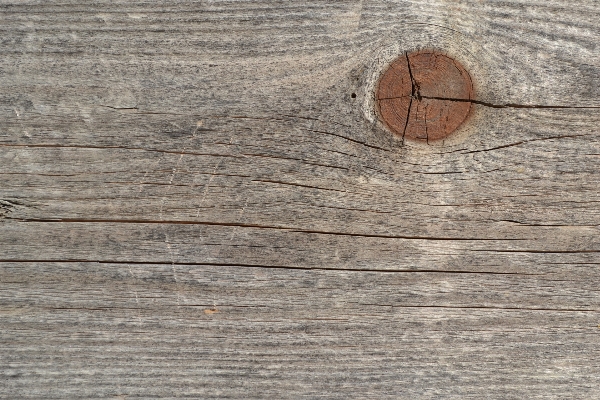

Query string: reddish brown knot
[376,50,474,142]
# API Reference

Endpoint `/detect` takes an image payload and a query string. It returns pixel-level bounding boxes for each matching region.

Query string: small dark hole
[351,93,357,98]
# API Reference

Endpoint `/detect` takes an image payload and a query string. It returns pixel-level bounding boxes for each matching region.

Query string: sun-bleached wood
[1,1,599,398]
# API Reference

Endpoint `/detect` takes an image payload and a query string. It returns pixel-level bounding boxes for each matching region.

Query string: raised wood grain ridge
[1,1,599,398]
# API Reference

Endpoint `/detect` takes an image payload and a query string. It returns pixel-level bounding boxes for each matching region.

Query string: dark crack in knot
[377,50,473,142]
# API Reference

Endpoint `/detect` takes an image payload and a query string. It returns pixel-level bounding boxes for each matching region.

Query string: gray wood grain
[1,0,599,398]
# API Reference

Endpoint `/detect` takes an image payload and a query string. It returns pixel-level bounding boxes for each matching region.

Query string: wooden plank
[2,262,600,398]
[1,0,599,398]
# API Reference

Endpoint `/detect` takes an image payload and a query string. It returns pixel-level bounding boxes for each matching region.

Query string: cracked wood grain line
[422,96,600,109]
[0,217,534,241]
[0,259,548,275]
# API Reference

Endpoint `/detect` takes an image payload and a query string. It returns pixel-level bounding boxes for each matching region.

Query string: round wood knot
[376,50,474,142]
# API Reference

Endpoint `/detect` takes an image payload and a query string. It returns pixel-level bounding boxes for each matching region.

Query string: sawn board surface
[1,1,599,398]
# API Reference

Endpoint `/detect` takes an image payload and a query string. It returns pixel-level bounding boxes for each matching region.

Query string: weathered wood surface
[1,1,599,398]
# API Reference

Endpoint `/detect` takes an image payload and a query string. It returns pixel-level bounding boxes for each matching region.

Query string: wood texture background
[1,1,599,398]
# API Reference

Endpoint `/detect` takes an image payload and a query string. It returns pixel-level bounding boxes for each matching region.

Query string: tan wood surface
[1,1,599,398]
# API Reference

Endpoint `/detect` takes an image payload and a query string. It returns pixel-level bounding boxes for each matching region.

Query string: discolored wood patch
[377,50,474,142]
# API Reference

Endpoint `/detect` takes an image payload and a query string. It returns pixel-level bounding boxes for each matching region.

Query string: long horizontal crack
[250,179,347,193]
[490,219,597,227]
[5,217,525,241]
[422,96,600,109]
[23,305,600,314]
[41,305,253,311]
[462,134,587,154]
[307,129,390,152]
[0,143,244,157]
[98,105,139,111]
[360,304,598,313]
[378,95,600,109]
[0,259,543,275]
[471,249,600,254]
